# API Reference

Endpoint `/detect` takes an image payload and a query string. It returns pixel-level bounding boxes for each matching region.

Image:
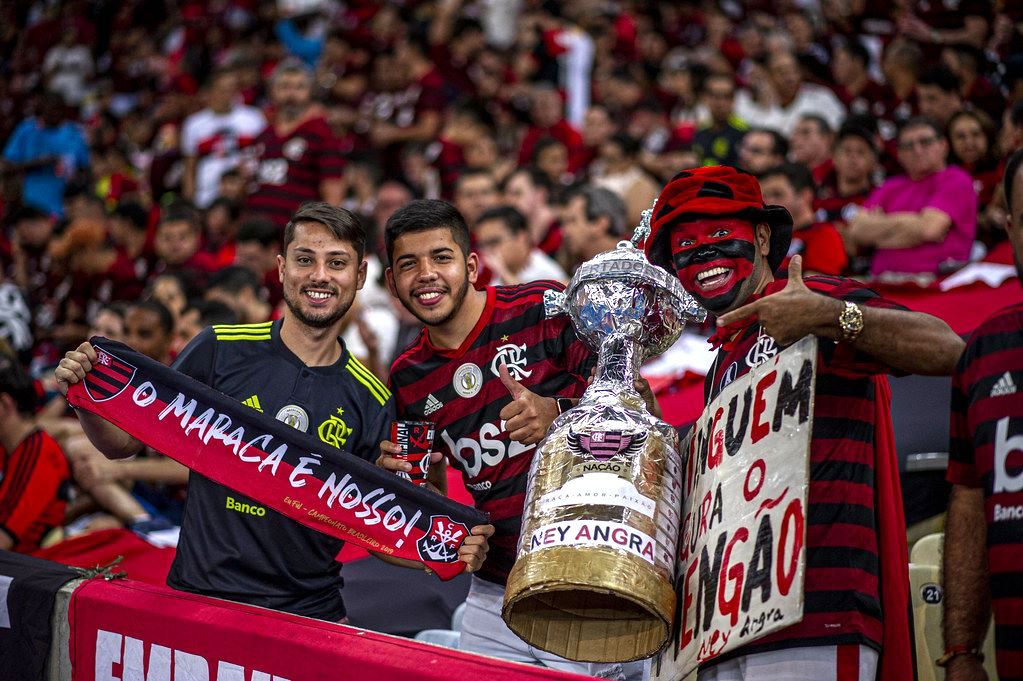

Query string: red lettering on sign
[718,527,748,627]
[751,371,777,444]
[681,557,699,648]
[611,528,628,545]
[699,491,712,538]
[777,498,804,596]
[709,407,725,469]
[743,459,766,501]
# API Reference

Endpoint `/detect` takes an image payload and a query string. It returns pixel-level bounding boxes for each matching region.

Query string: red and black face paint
[670,218,757,313]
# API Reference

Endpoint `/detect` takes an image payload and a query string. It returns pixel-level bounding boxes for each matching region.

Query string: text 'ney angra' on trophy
[502,208,706,662]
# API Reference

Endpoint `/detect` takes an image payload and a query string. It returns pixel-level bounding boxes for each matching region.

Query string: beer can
[391,420,436,486]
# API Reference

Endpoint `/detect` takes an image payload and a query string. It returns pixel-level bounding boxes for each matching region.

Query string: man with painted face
[645,165,965,681]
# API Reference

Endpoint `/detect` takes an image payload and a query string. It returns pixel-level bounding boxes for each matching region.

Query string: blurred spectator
[734,49,845,136]
[146,271,195,326]
[814,124,880,227]
[1,93,88,217]
[879,39,924,141]
[153,201,218,283]
[371,181,414,250]
[916,66,963,128]
[518,84,585,174]
[831,38,887,119]
[560,185,628,264]
[234,216,283,307]
[43,23,94,106]
[897,0,993,60]
[0,350,69,553]
[247,59,343,229]
[502,167,562,258]
[947,109,1001,212]
[580,103,619,169]
[759,163,848,276]
[942,43,1005,115]
[125,299,174,365]
[89,302,128,343]
[108,201,154,298]
[205,265,272,325]
[738,128,788,175]
[473,206,566,286]
[847,117,978,276]
[171,299,238,358]
[692,73,746,167]
[790,115,835,184]
[592,133,659,225]
[453,167,500,229]
[180,68,265,209]
[531,137,573,187]
[203,197,242,269]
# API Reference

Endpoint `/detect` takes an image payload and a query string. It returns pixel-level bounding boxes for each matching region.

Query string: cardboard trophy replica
[502,209,706,662]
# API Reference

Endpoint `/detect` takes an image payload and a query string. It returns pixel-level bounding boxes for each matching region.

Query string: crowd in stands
[0,0,1020,555]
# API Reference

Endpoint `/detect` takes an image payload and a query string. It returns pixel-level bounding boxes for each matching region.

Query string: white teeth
[307,291,331,299]
[417,292,441,301]
[697,267,729,283]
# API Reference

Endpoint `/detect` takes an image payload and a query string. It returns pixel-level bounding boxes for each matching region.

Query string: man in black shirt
[56,202,491,620]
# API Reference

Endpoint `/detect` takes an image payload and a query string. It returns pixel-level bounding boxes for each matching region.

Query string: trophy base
[502,546,675,662]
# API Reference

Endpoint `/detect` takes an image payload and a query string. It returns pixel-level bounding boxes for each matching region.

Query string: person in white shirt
[43,27,94,106]
[474,206,567,285]
[735,49,846,137]
[180,69,266,208]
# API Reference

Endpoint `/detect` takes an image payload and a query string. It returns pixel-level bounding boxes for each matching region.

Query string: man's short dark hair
[798,114,833,136]
[284,202,366,260]
[838,38,871,69]
[132,299,174,336]
[0,352,36,414]
[7,205,49,227]
[898,116,944,140]
[476,206,528,235]
[747,128,790,158]
[207,265,262,295]
[208,197,241,222]
[454,167,496,195]
[835,123,879,153]
[184,299,239,327]
[609,132,642,158]
[385,199,471,264]
[113,201,148,231]
[503,166,554,197]
[566,185,627,236]
[759,162,817,194]
[1004,148,1023,215]
[159,200,200,233]
[918,66,960,94]
[237,216,279,247]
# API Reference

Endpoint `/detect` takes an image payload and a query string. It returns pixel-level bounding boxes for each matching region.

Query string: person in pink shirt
[846,117,977,276]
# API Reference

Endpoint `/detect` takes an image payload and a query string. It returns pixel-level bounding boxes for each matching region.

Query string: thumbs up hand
[497,362,560,446]
[715,256,841,347]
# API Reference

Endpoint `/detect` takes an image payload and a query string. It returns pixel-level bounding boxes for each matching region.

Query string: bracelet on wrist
[936,645,983,667]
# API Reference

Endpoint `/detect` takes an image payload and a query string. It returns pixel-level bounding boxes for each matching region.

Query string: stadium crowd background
[0,0,1021,573]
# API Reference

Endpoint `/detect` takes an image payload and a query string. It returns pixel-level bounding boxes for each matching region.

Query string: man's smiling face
[670,217,769,314]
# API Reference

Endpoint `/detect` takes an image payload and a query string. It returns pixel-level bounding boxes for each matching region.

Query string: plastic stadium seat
[911,533,944,567]
[909,561,1000,681]
[413,628,462,649]
[452,601,467,632]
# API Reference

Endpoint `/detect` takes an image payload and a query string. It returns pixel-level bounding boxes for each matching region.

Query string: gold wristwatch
[837,301,864,343]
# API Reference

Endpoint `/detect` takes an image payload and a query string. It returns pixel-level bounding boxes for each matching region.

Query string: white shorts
[459,576,650,680]
[696,644,878,681]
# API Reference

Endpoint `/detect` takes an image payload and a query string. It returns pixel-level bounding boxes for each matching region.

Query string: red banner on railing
[69,578,588,681]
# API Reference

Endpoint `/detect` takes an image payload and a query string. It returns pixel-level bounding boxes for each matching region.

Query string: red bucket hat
[644,165,792,274]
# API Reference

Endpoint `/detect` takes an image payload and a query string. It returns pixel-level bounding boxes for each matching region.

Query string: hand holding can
[391,420,436,486]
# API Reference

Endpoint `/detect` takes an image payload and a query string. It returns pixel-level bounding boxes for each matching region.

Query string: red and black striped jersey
[947,301,1023,681]
[247,117,344,229]
[704,275,907,657]
[0,429,69,553]
[389,283,595,585]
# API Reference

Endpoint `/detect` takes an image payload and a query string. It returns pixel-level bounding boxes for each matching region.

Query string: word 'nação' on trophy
[501,207,706,663]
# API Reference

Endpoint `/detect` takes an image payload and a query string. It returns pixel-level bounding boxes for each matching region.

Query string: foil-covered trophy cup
[502,209,706,663]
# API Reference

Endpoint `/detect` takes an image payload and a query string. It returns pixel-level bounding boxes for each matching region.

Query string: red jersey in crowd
[389,283,594,586]
[947,301,1023,681]
[247,116,344,229]
[704,276,909,662]
[785,222,849,276]
[0,430,69,553]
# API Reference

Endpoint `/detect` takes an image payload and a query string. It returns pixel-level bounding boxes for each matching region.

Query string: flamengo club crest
[416,515,470,563]
[84,350,137,402]
[490,343,532,380]
[567,429,648,461]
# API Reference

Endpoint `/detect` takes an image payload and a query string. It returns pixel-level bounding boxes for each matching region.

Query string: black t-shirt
[166,319,395,621]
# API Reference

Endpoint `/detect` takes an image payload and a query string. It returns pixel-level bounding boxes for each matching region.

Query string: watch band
[837,301,864,343]
[556,397,574,415]
[935,645,983,667]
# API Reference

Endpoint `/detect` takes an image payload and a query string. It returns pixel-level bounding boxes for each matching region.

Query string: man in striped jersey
[645,165,964,681]
[56,202,490,620]
[382,199,653,677]
[943,150,1023,681]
